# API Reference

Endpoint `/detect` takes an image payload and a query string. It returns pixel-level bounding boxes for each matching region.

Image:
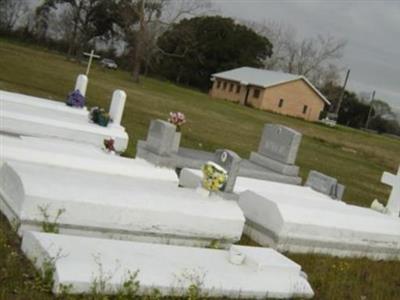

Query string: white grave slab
[237,177,400,260]
[0,109,128,152]
[0,161,244,247]
[181,168,400,260]
[0,90,89,122]
[21,231,314,298]
[0,133,177,181]
[381,167,400,217]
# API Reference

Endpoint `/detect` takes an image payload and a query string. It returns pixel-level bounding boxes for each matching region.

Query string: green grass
[0,39,400,299]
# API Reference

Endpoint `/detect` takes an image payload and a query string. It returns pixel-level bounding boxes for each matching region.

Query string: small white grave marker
[109,90,126,126]
[381,166,400,217]
[74,74,88,96]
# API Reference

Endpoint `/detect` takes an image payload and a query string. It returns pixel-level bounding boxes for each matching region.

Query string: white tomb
[21,231,314,298]
[0,107,128,152]
[180,168,400,260]
[1,133,176,181]
[0,160,244,247]
[381,167,400,217]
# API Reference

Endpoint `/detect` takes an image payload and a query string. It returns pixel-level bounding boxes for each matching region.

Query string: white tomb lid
[21,231,314,298]
[0,161,245,246]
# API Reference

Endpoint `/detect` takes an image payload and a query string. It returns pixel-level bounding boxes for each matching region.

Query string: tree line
[0,0,398,135]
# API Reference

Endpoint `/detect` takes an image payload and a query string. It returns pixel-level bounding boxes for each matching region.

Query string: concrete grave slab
[21,231,314,298]
[0,133,178,182]
[0,161,244,247]
[235,176,400,260]
[0,109,128,152]
[137,121,302,185]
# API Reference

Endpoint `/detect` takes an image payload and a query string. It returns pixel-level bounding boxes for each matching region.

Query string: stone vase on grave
[171,131,181,153]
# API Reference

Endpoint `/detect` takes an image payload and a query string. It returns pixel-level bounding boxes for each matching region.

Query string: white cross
[381,166,400,217]
[83,50,100,76]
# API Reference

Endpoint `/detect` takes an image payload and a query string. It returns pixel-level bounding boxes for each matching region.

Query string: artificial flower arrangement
[66,90,85,108]
[201,161,228,195]
[168,111,186,131]
[89,106,111,127]
[103,137,116,154]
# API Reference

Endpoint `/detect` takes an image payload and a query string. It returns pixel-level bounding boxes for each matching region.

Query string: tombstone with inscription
[138,120,302,185]
[305,170,346,200]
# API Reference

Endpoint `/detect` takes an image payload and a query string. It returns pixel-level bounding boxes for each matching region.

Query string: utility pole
[333,69,350,118]
[365,90,376,129]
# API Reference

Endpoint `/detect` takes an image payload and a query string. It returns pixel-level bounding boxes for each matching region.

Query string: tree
[245,20,346,87]
[156,16,273,90]
[35,0,118,57]
[116,0,211,82]
[0,0,28,32]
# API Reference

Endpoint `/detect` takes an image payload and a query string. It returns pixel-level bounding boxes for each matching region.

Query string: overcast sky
[213,0,400,109]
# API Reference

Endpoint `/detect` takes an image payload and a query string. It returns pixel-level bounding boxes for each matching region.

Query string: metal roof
[212,67,330,105]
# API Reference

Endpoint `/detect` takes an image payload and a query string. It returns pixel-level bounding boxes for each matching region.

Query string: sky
[212,0,400,110]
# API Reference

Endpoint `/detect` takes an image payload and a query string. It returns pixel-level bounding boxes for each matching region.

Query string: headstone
[213,149,241,193]
[74,74,88,96]
[109,90,126,126]
[381,166,400,217]
[145,119,177,155]
[257,124,301,164]
[305,170,345,200]
[22,231,314,298]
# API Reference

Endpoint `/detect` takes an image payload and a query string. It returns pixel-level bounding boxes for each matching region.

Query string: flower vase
[171,131,181,153]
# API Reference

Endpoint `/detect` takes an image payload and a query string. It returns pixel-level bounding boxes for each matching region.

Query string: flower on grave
[103,137,115,153]
[201,161,228,194]
[168,111,186,132]
[89,106,111,127]
[66,90,85,108]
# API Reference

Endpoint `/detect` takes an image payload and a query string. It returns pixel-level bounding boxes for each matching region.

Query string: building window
[278,98,284,108]
[236,85,241,93]
[303,105,308,114]
[216,81,221,89]
[229,83,234,92]
[253,88,260,98]
[223,81,227,90]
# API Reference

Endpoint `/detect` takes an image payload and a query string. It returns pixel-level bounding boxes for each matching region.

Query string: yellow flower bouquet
[201,161,228,194]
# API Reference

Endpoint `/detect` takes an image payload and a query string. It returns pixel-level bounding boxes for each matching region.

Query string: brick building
[209,67,330,121]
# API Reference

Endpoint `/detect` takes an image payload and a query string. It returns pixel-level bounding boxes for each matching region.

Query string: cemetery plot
[137,120,302,185]
[0,109,129,152]
[21,231,314,298]
[236,177,400,260]
[0,161,245,247]
[1,133,178,182]
[1,90,89,122]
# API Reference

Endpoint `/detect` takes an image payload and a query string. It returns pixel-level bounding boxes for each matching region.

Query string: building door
[244,87,250,106]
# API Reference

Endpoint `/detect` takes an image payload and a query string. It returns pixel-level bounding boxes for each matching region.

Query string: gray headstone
[305,170,345,200]
[213,149,241,193]
[257,124,302,165]
[146,119,177,155]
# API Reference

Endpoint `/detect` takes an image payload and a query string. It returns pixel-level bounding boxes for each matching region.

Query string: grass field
[0,39,400,299]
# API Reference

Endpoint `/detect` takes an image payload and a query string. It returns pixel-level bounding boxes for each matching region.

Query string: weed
[38,204,66,234]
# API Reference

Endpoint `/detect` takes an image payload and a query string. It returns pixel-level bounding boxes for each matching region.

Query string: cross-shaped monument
[83,50,100,76]
[381,166,400,217]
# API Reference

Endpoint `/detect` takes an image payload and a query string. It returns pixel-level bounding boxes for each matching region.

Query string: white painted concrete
[0,161,244,246]
[21,231,314,298]
[0,109,128,152]
[74,74,88,96]
[109,90,126,126]
[381,166,400,217]
[0,90,88,122]
[182,168,400,260]
[0,134,177,181]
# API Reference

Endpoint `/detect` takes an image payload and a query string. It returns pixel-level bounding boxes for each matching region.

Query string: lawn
[0,39,399,299]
